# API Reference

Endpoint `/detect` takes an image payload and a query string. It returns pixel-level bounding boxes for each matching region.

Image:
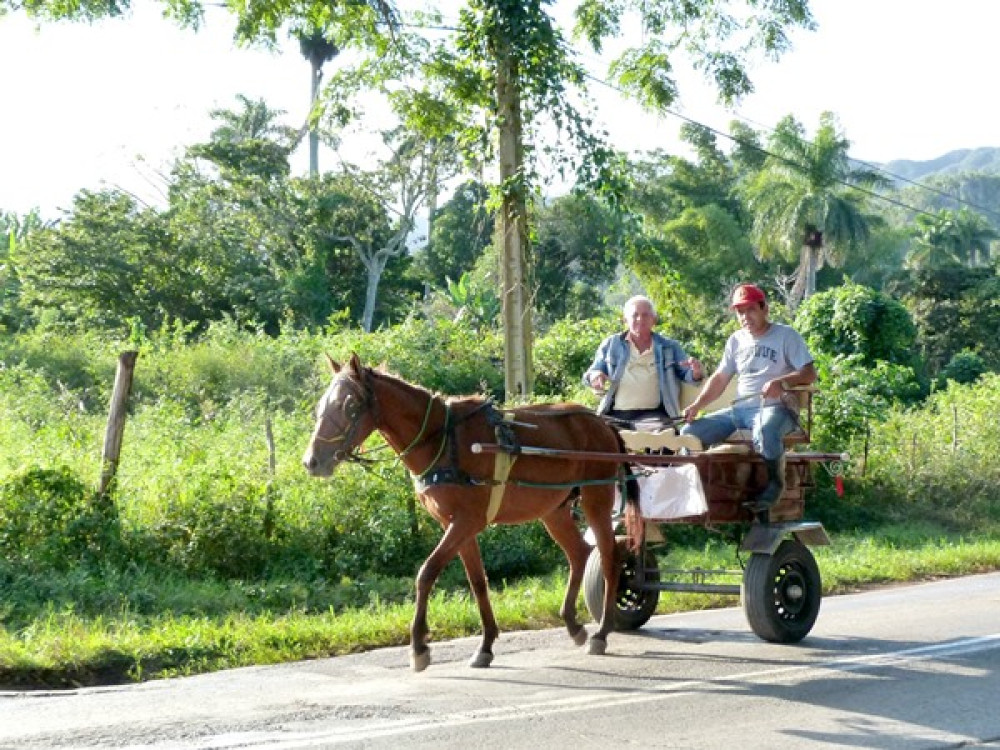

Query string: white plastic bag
[636,465,708,520]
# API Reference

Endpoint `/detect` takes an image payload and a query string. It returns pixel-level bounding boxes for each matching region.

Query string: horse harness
[324,368,618,524]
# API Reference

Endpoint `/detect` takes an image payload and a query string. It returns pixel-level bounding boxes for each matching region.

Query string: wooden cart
[476,380,848,644]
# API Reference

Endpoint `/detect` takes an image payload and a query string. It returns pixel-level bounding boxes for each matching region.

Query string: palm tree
[292,3,399,176]
[193,96,296,179]
[744,112,890,308]
[907,209,961,270]
[952,208,998,266]
[295,27,339,176]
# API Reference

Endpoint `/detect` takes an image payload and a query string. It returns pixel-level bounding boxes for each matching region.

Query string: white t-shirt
[614,341,661,410]
[720,323,813,403]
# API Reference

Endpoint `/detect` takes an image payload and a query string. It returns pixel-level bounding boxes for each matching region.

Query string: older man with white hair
[584,295,703,430]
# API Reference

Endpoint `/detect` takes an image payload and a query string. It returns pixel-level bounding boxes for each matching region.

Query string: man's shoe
[746,456,785,513]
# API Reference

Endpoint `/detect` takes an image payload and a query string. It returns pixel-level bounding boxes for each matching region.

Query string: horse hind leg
[457,537,499,668]
[540,500,591,647]
[579,484,619,656]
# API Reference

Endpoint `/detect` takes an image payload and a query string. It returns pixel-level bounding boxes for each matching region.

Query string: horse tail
[610,426,643,553]
[622,467,642,553]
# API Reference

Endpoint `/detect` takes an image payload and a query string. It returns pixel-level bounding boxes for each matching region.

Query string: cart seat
[618,430,704,453]
[678,380,814,448]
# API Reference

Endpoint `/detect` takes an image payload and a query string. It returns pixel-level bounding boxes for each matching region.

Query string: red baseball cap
[730,283,766,308]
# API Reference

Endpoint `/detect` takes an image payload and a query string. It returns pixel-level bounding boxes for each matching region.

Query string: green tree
[11,0,817,395]
[952,207,998,266]
[14,191,188,330]
[411,180,493,287]
[294,26,340,176]
[0,209,50,330]
[533,191,623,323]
[907,209,960,270]
[187,95,295,182]
[894,267,1000,376]
[744,112,890,308]
[795,282,917,366]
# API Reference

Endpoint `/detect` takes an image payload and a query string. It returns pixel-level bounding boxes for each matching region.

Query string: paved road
[2,572,1000,749]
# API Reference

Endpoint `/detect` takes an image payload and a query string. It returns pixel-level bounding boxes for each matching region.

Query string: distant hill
[883,147,1000,182]
[878,148,1000,228]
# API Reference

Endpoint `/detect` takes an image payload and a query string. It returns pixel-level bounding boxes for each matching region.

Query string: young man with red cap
[680,283,817,512]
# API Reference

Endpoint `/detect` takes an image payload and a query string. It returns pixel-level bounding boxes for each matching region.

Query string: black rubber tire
[583,538,660,631]
[742,539,822,643]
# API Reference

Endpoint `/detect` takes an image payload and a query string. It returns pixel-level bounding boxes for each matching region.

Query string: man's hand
[761,378,786,399]
[682,357,703,381]
[588,372,609,393]
[682,403,700,423]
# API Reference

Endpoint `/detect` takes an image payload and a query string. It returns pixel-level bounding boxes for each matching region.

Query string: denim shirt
[583,331,698,417]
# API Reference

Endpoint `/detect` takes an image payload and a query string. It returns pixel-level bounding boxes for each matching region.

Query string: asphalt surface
[2,572,999,749]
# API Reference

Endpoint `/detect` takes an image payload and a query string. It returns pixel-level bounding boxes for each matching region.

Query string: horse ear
[325,354,341,374]
[348,352,363,374]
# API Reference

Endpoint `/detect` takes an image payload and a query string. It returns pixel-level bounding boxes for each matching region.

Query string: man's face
[734,302,769,336]
[625,302,656,338]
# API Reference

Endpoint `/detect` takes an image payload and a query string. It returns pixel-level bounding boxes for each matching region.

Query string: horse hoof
[468,651,494,668]
[588,637,607,656]
[572,627,588,647]
[410,649,431,672]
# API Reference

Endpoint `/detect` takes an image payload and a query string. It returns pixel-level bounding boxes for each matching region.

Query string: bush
[0,466,122,571]
[937,350,987,387]
[796,282,917,366]
[811,353,924,452]
[533,317,613,397]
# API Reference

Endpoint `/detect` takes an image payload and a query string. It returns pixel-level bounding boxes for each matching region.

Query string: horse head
[303,352,377,477]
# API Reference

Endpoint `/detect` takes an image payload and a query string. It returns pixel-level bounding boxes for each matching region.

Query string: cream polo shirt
[612,341,661,410]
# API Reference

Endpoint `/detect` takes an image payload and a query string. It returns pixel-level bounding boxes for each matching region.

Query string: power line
[387,11,998,224]
[723,107,1000,221]
[580,71,980,223]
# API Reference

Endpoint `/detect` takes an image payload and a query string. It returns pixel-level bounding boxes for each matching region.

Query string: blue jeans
[680,403,796,460]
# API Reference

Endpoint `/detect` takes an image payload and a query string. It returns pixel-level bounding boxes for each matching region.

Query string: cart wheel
[742,539,821,643]
[583,538,660,631]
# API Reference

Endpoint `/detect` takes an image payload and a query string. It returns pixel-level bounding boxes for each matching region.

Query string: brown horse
[302,353,635,672]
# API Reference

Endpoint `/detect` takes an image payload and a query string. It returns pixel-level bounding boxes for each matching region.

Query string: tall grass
[1,322,999,687]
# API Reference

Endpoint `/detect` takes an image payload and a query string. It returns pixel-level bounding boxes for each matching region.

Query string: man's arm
[682,369,734,422]
[583,337,613,390]
[761,361,817,400]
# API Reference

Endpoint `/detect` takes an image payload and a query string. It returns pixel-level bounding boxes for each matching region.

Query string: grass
[3,528,999,689]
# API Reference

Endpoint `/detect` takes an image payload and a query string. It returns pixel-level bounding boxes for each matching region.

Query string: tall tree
[952,207,998,266]
[907,209,961,270]
[188,95,295,182]
[744,112,890,308]
[13,0,817,394]
[410,180,493,287]
[339,129,452,331]
[294,26,339,176]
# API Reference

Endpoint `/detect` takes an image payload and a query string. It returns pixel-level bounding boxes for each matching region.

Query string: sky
[2,0,999,220]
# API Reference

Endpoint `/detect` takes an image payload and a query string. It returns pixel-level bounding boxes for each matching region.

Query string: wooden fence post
[99,350,139,497]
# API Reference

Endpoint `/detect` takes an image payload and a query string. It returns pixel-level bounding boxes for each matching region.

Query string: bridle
[312,367,447,472]
[311,372,377,464]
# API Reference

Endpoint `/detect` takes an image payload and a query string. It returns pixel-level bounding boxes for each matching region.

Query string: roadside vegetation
[2,317,999,688]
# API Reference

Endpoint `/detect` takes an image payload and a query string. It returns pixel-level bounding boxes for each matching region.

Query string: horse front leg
[410,518,480,672]
[457,537,499,668]
[540,502,591,647]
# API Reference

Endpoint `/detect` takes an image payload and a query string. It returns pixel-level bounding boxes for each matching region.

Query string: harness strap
[399,396,436,459]
[486,413,517,524]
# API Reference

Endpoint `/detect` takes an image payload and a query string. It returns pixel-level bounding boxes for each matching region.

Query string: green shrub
[796,282,917,366]
[0,466,121,571]
[135,471,273,579]
[323,317,504,399]
[937,350,987,387]
[533,317,612,397]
